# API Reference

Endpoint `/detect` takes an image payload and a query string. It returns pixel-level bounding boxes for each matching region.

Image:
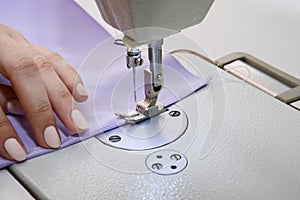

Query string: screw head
[135,58,143,65]
[152,163,163,170]
[170,154,182,161]
[109,135,121,143]
[157,74,163,81]
[169,110,181,117]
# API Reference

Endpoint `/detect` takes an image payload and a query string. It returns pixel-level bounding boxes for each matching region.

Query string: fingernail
[76,83,88,97]
[4,138,27,161]
[71,109,89,132]
[7,99,25,115]
[44,126,61,148]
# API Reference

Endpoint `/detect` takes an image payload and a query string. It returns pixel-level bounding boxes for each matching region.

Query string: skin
[0,23,88,161]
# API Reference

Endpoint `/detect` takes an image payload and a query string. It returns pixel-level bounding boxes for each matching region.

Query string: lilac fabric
[0,0,208,169]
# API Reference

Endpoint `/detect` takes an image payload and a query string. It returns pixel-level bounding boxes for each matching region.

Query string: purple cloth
[0,0,208,169]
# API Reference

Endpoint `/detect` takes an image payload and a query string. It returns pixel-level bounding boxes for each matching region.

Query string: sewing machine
[1,0,300,199]
[95,0,214,124]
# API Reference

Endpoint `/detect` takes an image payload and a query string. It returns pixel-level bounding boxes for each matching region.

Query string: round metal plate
[96,105,188,150]
[145,150,188,175]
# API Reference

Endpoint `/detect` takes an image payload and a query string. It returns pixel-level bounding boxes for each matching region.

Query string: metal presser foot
[115,39,165,124]
[99,39,188,151]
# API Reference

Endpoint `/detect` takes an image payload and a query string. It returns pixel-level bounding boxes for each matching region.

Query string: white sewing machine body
[1,0,300,199]
[8,47,300,200]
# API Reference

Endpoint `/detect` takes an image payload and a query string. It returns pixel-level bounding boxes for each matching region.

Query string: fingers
[32,46,89,133]
[34,46,89,102]
[0,85,26,161]
[0,24,89,156]
[11,58,61,149]
[0,41,61,149]
[0,107,26,161]
[0,84,24,115]
[31,46,88,132]
[32,52,89,133]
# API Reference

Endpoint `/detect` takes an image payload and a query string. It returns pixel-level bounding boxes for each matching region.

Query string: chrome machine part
[136,39,164,117]
[115,40,165,123]
[98,105,188,150]
[126,48,144,103]
[126,48,144,69]
[148,39,163,89]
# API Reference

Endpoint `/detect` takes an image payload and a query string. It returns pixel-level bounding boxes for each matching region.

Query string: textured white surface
[9,58,300,199]
[0,170,33,200]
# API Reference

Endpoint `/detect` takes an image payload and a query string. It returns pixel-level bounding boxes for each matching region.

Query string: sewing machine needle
[132,66,137,103]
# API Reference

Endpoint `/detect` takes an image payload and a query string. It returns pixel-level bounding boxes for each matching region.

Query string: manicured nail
[76,83,88,97]
[7,99,25,115]
[4,138,27,161]
[71,109,89,132]
[44,126,61,148]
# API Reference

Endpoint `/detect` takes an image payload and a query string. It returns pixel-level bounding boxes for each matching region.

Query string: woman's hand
[0,23,89,162]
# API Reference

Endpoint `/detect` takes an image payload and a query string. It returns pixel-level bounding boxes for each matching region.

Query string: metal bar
[216,52,300,104]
